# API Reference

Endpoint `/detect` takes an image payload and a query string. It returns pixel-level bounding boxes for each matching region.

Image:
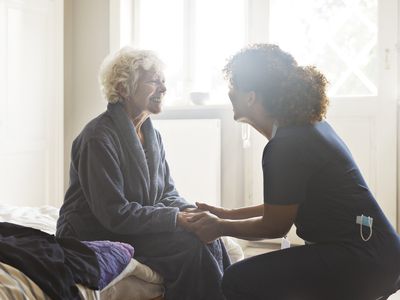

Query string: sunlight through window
[127,0,246,106]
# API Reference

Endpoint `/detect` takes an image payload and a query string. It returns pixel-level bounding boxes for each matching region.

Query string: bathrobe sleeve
[78,137,179,235]
[156,131,196,210]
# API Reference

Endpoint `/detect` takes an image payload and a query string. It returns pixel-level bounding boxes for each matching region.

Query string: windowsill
[153,104,234,120]
[161,104,232,111]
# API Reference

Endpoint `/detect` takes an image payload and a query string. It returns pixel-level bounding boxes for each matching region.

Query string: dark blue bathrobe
[57,102,230,299]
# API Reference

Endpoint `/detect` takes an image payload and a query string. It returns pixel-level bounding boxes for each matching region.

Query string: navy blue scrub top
[262,121,398,246]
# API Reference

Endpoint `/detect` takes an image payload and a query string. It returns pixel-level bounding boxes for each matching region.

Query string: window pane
[269,0,378,97]
[193,0,246,105]
[137,0,184,105]
[135,0,246,106]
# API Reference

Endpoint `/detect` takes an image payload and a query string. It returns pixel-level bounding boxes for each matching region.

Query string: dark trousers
[222,243,400,300]
[123,231,231,300]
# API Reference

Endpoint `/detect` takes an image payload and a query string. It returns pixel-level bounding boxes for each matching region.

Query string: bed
[0,204,244,300]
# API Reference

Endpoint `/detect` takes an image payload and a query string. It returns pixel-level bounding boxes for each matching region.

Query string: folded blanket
[83,241,134,290]
[0,222,99,300]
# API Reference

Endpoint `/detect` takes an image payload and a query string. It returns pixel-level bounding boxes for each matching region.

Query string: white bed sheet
[0,261,100,300]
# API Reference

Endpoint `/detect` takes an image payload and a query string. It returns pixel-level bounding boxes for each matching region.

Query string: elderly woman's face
[129,68,166,115]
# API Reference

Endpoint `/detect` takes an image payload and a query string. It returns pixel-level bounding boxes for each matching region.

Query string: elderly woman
[182,44,400,300]
[56,47,230,300]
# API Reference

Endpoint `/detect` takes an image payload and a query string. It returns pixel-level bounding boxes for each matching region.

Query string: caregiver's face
[131,68,167,115]
[228,84,249,122]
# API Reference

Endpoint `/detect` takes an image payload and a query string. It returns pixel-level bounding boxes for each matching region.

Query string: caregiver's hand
[182,207,203,213]
[195,202,232,219]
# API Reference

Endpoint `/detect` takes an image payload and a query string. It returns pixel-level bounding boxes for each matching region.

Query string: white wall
[397,2,400,231]
[0,0,64,207]
[152,108,247,209]
[64,0,110,193]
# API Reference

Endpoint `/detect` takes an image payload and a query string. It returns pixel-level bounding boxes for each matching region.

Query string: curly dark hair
[223,44,329,126]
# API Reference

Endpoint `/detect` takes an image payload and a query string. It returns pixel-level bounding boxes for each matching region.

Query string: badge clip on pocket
[356,214,373,242]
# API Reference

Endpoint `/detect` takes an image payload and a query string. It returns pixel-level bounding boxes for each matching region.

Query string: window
[116,0,381,106]
[269,0,378,97]
[119,0,246,106]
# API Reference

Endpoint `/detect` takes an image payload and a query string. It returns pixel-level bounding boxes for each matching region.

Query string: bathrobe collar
[107,102,161,203]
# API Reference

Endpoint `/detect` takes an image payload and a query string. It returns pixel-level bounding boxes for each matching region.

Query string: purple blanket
[83,241,134,290]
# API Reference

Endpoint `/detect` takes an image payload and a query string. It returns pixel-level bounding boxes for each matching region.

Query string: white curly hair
[98,46,165,103]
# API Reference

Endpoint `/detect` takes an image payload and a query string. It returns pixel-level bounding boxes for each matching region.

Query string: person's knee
[172,231,204,252]
[221,262,242,296]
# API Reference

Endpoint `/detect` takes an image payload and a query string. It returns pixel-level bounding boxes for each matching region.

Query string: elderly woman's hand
[176,211,191,228]
[181,211,224,244]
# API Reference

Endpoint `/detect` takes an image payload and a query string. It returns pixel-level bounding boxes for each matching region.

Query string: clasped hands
[178,202,227,244]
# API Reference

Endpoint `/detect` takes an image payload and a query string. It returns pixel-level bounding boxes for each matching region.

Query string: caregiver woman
[183,44,400,300]
[56,47,230,300]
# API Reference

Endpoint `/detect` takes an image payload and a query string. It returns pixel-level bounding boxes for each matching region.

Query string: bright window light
[269,0,378,97]
[127,0,246,106]
[120,0,378,105]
